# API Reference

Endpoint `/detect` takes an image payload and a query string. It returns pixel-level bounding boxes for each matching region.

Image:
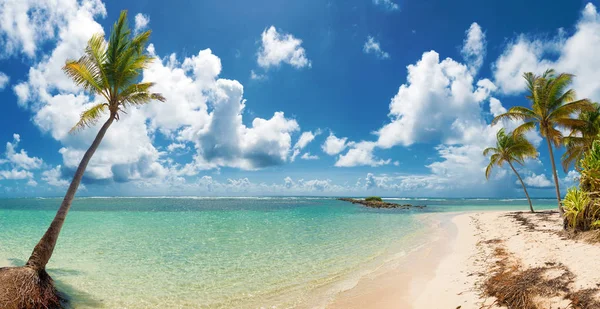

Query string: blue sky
[0,0,596,197]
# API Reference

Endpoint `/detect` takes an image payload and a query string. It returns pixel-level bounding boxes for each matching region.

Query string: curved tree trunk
[546,137,563,216]
[26,115,115,271]
[508,161,534,213]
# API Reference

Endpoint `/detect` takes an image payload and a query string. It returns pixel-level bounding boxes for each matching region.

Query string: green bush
[365,196,383,202]
[564,139,600,231]
[580,140,600,193]
[563,187,592,230]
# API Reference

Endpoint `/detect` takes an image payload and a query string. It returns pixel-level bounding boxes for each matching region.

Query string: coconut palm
[0,10,164,308]
[492,69,593,215]
[484,128,538,213]
[562,103,600,171]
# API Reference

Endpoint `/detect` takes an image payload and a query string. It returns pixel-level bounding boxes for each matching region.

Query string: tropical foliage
[484,128,537,212]
[492,69,593,214]
[563,140,600,231]
[562,103,600,171]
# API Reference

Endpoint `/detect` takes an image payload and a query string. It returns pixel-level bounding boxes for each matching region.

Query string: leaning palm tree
[562,103,600,171]
[492,69,593,215]
[484,128,538,213]
[0,10,164,308]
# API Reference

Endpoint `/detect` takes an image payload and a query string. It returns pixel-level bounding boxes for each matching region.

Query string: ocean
[0,197,556,308]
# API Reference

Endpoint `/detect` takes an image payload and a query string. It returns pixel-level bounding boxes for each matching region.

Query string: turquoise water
[0,197,556,308]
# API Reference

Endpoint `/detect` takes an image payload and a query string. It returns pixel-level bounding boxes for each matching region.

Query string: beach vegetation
[484,128,538,213]
[0,10,164,309]
[492,69,593,215]
[563,140,600,232]
[562,103,600,172]
[365,196,383,202]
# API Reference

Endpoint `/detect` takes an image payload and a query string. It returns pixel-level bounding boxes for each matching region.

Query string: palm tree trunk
[508,161,534,213]
[26,115,115,270]
[546,137,564,215]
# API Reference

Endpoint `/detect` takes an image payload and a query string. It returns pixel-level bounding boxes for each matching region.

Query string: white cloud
[291,130,320,161]
[493,3,600,99]
[257,26,311,69]
[522,173,553,188]
[335,141,390,167]
[7,3,304,186]
[166,143,186,152]
[563,170,580,188]
[5,133,43,170]
[461,22,486,73]
[300,152,319,160]
[322,133,348,156]
[295,131,319,149]
[0,134,41,182]
[134,13,149,33]
[250,70,267,81]
[364,36,390,59]
[0,0,106,57]
[376,50,495,148]
[0,72,9,90]
[373,0,399,11]
[42,165,69,187]
[0,169,32,180]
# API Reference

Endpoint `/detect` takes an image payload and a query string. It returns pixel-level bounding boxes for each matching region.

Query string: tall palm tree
[484,128,538,213]
[562,103,600,171]
[0,10,164,308]
[492,69,592,215]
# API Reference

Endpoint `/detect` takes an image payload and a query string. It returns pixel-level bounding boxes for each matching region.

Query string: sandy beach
[329,211,600,308]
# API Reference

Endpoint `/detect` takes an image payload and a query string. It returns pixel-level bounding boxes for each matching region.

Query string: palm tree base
[0,266,63,309]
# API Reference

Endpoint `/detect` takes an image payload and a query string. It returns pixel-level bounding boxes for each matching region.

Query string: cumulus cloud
[563,170,580,188]
[0,169,32,180]
[461,22,486,73]
[8,2,303,186]
[335,141,390,167]
[0,72,9,90]
[322,133,348,156]
[42,165,69,187]
[6,133,43,170]
[363,36,390,59]
[0,134,41,182]
[0,0,106,57]
[134,13,149,33]
[522,173,553,188]
[142,48,300,173]
[257,26,311,69]
[376,51,495,148]
[372,0,399,11]
[493,3,600,98]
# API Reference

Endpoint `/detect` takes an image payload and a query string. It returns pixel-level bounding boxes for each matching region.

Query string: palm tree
[562,103,600,171]
[484,128,538,213]
[492,69,593,215]
[0,10,164,308]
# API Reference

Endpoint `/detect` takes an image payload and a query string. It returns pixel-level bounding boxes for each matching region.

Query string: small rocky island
[338,197,426,209]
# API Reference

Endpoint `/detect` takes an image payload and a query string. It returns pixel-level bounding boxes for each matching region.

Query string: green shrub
[563,187,591,230]
[365,196,383,202]
[564,140,600,232]
[580,140,600,194]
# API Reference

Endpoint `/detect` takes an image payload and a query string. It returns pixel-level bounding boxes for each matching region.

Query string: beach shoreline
[328,210,600,308]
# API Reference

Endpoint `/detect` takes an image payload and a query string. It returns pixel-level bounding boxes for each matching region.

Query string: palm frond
[548,99,593,120]
[70,103,108,133]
